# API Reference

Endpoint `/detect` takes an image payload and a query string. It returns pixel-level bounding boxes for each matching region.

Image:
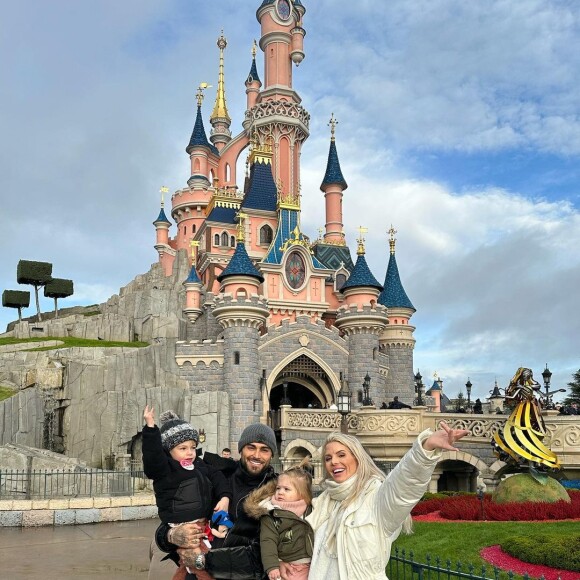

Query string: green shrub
[501,533,580,572]
[2,290,30,308]
[44,278,73,298]
[17,260,52,285]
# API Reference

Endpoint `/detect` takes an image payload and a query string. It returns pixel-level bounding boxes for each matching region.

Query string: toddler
[142,406,231,580]
[245,464,314,580]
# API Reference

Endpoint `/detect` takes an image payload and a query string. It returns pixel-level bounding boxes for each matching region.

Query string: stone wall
[384,343,415,405]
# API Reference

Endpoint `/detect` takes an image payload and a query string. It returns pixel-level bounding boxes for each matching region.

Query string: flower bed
[411,490,580,521]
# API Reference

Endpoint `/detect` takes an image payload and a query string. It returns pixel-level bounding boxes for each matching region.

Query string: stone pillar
[428,470,442,493]
[213,294,269,452]
[335,304,388,406]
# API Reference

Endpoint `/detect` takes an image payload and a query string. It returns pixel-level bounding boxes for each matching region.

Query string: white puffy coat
[307,430,441,580]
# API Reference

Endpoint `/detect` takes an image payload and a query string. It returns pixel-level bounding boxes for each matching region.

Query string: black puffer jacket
[156,458,277,580]
[142,426,231,524]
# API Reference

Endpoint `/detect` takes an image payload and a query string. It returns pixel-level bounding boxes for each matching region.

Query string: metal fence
[388,548,553,580]
[0,469,149,499]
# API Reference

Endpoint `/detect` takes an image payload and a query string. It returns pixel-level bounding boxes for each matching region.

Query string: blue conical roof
[246,57,261,85]
[378,253,415,311]
[320,139,347,191]
[242,161,278,212]
[153,207,171,225]
[340,254,382,293]
[185,264,201,284]
[187,106,219,156]
[217,242,264,283]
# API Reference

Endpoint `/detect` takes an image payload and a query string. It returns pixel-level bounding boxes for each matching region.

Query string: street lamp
[414,371,424,406]
[362,373,372,406]
[465,378,473,413]
[542,364,553,409]
[337,372,351,433]
[280,381,291,406]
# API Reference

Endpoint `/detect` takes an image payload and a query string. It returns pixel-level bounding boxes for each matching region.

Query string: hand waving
[423,421,469,452]
[143,405,155,428]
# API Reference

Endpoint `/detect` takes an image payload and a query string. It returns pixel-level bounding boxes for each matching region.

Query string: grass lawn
[0,336,149,351]
[0,386,16,402]
[393,520,577,579]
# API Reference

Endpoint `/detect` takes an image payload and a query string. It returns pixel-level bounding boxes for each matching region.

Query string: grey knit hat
[159,411,198,451]
[238,423,277,454]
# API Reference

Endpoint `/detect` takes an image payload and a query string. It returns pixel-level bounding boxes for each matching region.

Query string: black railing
[0,469,148,499]
[388,548,551,580]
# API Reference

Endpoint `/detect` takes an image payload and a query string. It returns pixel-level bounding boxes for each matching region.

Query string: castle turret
[153,186,174,276]
[212,215,269,449]
[245,40,262,110]
[183,241,203,323]
[378,226,416,404]
[186,85,219,190]
[210,32,232,152]
[335,231,388,407]
[321,114,347,246]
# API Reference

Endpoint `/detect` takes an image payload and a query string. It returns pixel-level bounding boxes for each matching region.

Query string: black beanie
[159,410,198,451]
[238,423,277,454]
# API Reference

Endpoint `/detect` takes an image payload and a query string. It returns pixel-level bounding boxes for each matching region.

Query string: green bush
[501,533,580,572]
[44,278,73,298]
[2,290,30,308]
[17,260,53,285]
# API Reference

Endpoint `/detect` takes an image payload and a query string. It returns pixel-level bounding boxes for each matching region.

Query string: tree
[455,391,467,412]
[44,278,74,319]
[2,290,30,322]
[16,260,52,322]
[563,369,580,406]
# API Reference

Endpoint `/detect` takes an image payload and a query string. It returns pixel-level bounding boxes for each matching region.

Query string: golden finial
[356,226,368,255]
[388,224,397,255]
[211,31,231,122]
[252,39,257,59]
[196,82,211,107]
[160,186,169,207]
[235,211,248,242]
[190,239,200,261]
[328,113,338,141]
[276,178,284,196]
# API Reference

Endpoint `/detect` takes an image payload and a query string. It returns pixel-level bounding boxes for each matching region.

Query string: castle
[153,0,416,452]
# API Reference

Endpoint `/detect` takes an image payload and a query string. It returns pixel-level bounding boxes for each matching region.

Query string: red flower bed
[480,545,579,580]
[412,490,580,521]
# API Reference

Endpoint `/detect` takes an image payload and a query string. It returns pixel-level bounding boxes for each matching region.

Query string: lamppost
[362,373,372,406]
[337,373,351,433]
[465,378,473,413]
[414,371,424,406]
[542,364,553,409]
[280,381,291,406]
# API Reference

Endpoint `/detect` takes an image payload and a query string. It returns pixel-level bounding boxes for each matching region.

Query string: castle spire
[378,226,414,310]
[187,83,218,155]
[340,228,382,294]
[210,32,232,150]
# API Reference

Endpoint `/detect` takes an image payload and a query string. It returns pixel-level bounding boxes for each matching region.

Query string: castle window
[192,224,196,233]
[234,351,240,365]
[214,234,220,246]
[230,236,236,247]
[260,225,273,245]
[221,232,229,246]
[335,273,347,291]
[184,226,187,235]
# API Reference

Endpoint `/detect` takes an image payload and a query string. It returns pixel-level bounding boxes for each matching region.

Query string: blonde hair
[323,432,385,508]
[280,462,313,505]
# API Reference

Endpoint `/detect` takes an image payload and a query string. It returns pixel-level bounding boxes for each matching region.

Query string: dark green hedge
[501,533,580,572]
[17,260,53,285]
[44,278,73,298]
[2,290,30,308]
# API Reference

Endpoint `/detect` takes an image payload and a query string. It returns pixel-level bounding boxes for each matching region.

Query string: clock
[276,0,292,21]
[285,250,306,289]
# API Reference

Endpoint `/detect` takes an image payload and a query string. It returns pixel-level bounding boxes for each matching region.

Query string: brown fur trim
[243,479,277,519]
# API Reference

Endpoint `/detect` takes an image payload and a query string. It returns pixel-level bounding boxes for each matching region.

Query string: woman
[307,422,469,579]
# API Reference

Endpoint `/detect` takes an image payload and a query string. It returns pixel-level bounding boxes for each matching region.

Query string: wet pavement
[0,519,158,579]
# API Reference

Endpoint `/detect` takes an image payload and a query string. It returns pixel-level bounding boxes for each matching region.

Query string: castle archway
[264,351,339,414]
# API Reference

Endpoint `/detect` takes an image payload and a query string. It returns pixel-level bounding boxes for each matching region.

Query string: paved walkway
[0,519,158,579]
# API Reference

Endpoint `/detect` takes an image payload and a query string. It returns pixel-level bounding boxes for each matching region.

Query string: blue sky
[1,0,579,402]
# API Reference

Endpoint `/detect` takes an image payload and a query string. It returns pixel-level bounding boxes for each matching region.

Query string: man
[153,423,278,580]
[388,396,412,410]
[221,447,231,458]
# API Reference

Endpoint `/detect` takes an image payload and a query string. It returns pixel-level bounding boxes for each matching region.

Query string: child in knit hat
[142,406,231,580]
